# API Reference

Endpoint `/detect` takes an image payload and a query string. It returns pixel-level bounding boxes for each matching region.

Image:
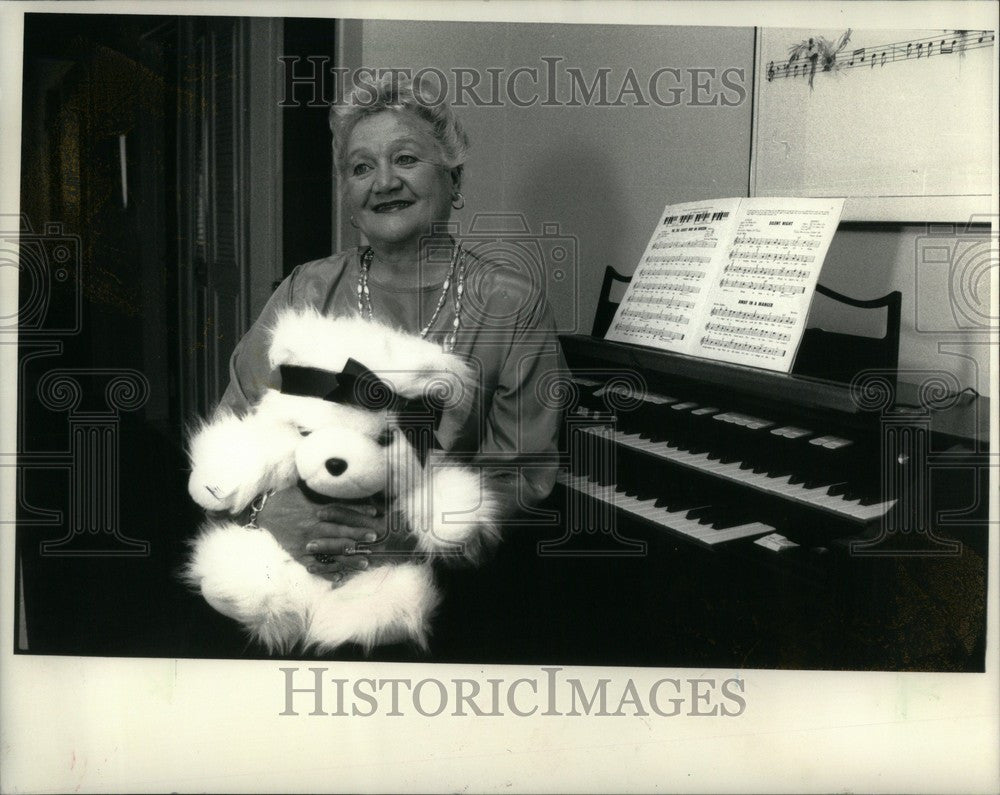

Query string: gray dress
[218,246,566,511]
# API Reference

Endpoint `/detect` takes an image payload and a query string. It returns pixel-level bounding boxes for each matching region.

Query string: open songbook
[605,197,845,373]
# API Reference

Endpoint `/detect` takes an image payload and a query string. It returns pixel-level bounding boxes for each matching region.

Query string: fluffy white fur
[184,522,438,653]
[185,308,500,654]
[267,307,471,399]
[404,465,502,563]
[305,562,439,652]
[187,411,301,513]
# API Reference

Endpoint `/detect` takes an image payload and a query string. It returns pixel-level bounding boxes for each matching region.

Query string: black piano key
[679,409,725,455]
[633,484,661,502]
[786,445,833,486]
[721,439,762,466]
[807,446,862,492]
[706,507,746,530]
[738,430,784,472]
[644,405,689,444]
[685,505,715,522]
[579,375,893,526]
[657,490,703,513]
[615,407,647,436]
[761,445,807,479]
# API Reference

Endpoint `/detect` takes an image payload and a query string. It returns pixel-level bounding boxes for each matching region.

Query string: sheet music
[606,196,845,373]
[605,198,742,353]
[765,29,995,82]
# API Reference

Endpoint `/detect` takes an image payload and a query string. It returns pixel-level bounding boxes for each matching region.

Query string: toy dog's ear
[267,310,312,371]
[268,307,346,372]
[268,309,384,375]
[187,410,301,513]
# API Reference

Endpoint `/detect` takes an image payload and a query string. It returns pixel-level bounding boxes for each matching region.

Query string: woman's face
[343,110,457,251]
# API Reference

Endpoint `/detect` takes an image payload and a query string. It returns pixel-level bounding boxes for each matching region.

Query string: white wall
[356,20,991,396]
[818,223,993,397]
[361,21,753,337]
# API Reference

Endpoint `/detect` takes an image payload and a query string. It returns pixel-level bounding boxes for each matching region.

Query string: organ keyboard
[534,333,990,669]
[555,333,989,572]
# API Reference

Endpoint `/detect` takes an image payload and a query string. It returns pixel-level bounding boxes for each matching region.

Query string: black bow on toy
[279,359,442,465]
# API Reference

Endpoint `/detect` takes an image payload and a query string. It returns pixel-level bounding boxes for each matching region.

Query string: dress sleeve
[215,271,297,417]
[475,290,567,512]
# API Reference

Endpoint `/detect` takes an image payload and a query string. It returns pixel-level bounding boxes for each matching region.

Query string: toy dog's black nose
[325,458,348,477]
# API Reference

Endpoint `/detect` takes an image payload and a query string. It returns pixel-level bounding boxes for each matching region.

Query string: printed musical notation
[766,30,995,83]
[704,322,792,343]
[605,196,844,373]
[632,283,701,297]
[700,335,786,359]
[733,235,821,249]
[620,307,690,326]
[728,250,816,265]
[724,263,810,280]
[719,278,807,296]
[709,306,796,326]
[645,254,712,266]
[632,296,695,310]
[639,267,704,280]
[650,239,718,250]
[611,321,684,342]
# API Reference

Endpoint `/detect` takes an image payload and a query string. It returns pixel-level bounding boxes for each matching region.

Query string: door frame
[175,16,284,420]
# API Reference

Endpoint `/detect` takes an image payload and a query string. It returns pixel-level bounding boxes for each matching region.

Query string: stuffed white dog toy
[184,307,500,653]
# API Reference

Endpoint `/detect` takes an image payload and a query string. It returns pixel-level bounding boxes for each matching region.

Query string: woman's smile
[344,111,457,252]
[371,199,415,213]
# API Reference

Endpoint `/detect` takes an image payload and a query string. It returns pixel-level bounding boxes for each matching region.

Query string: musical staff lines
[643,254,712,265]
[728,251,815,266]
[700,335,785,359]
[605,196,843,374]
[704,322,792,343]
[766,30,995,83]
[724,263,810,279]
[719,278,806,296]
[638,267,704,280]
[613,321,685,342]
[732,235,821,249]
[628,295,696,311]
[632,283,701,297]
[709,306,796,326]
[620,307,690,326]
[651,239,718,250]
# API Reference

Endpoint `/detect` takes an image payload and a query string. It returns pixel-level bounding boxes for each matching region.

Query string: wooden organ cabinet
[515,273,991,671]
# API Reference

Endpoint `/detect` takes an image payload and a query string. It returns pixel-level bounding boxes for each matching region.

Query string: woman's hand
[255,484,388,583]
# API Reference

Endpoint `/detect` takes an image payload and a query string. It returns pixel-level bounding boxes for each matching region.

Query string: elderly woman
[215,73,565,586]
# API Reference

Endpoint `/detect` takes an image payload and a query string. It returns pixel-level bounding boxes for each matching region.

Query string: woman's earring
[349,215,359,229]
[451,192,465,210]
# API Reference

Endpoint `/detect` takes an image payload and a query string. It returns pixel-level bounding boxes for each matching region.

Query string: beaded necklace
[357,244,466,353]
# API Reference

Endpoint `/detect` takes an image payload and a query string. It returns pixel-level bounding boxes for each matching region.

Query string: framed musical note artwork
[751,28,995,221]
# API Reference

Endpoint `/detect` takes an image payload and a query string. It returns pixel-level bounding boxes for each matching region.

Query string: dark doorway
[282,17,337,278]
[15,13,335,658]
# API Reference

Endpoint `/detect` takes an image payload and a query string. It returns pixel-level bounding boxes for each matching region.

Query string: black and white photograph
[1,1,997,792]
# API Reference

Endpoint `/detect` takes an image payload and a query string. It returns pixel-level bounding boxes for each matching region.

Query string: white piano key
[704,522,776,545]
[851,500,898,521]
[559,474,779,547]
[629,502,675,519]
[579,425,895,522]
